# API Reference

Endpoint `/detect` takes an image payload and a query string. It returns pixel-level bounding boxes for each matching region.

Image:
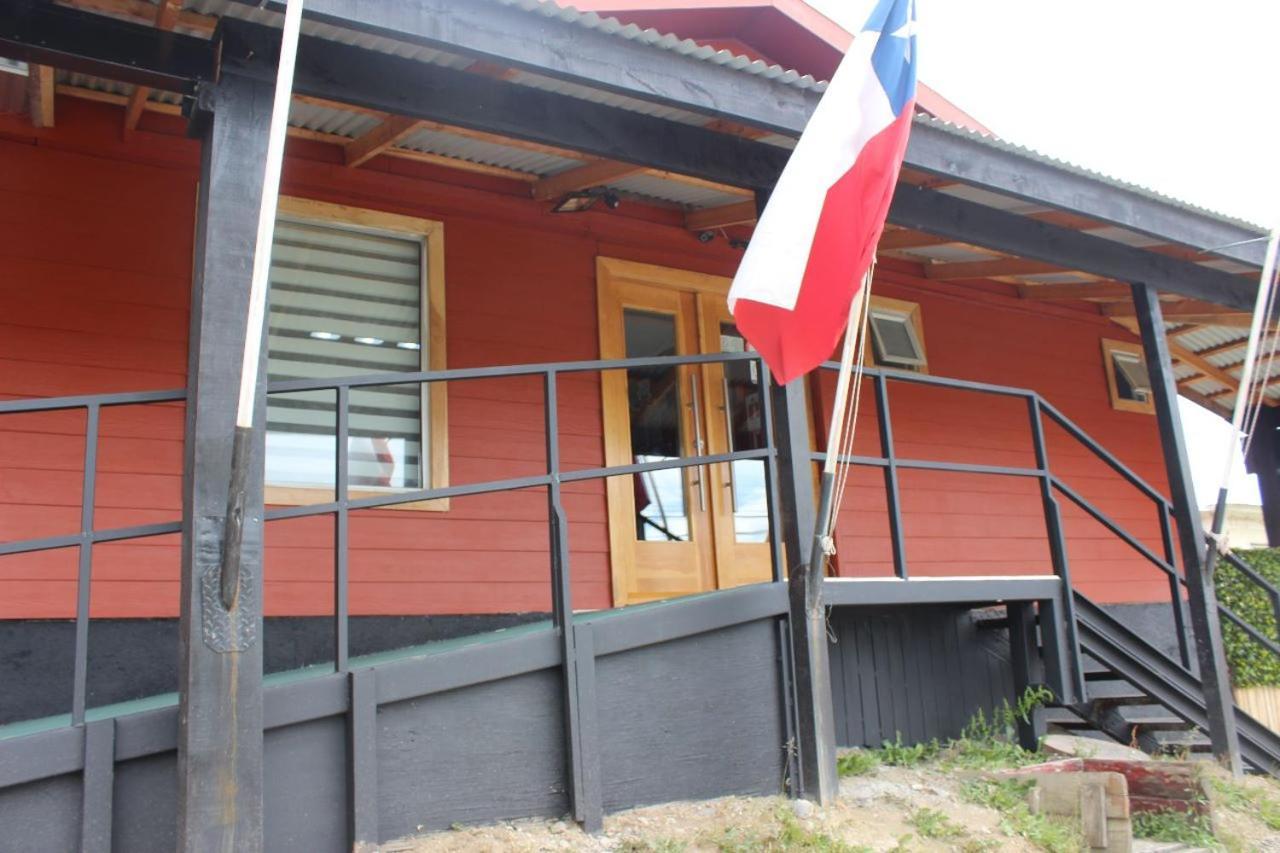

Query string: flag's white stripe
[727,30,897,312]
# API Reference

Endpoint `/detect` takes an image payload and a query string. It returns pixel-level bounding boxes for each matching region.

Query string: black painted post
[1245,407,1280,546]
[180,70,274,850]
[1007,602,1046,752]
[1131,283,1243,775]
[770,377,838,804]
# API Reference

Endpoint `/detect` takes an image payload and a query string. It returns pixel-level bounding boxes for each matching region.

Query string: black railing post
[544,371,600,831]
[1027,396,1085,701]
[1159,503,1194,669]
[1131,281,1242,775]
[72,403,100,725]
[874,375,908,579]
[770,377,838,804]
[179,69,271,849]
[335,386,350,673]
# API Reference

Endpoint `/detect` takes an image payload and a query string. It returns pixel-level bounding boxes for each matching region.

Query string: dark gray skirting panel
[0,584,795,850]
[596,619,786,811]
[828,605,1016,748]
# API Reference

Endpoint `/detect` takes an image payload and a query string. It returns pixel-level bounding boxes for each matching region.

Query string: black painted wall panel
[265,716,349,852]
[113,753,177,851]
[828,605,1016,748]
[595,619,786,812]
[376,668,569,839]
[0,773,81,853]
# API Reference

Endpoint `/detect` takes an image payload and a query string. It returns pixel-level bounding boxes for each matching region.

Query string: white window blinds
[265,217,427,490]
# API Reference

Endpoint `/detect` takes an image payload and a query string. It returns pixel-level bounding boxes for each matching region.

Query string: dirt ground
[382,759,1280,853]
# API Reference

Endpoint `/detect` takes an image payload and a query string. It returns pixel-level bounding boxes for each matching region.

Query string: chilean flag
[728,0,918,385]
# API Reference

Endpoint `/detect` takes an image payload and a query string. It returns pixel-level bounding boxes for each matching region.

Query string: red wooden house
[0,1,1276,850]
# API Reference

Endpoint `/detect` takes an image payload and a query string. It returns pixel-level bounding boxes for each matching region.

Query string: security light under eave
[551,188,621,213]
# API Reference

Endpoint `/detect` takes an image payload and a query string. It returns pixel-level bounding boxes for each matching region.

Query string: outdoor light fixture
[309,331,341,341]
[551,187,621,213]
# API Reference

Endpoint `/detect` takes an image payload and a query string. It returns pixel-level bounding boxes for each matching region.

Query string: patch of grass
[712,808,873,853]
[1132,809,1217,847]
[906,807,965,840]
[960,779,1083,853]
[1210,776,1280,831]
[836,749,879,777]
[874,733,941,768]
[618,840,687,853]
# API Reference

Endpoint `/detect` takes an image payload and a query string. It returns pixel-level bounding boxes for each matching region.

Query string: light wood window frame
[1101,337,1155,415]
[265,197,450,511]
[865,295,929,374]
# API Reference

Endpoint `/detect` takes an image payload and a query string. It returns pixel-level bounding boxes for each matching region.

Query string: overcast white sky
[809,0,1277,506]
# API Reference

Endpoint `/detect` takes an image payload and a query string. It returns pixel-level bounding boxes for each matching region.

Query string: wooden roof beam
[924,257,1071,281]
[684,200,757,231]
[122,0,181,134]
[877,228,957,251]
[345,115,425,167]
[1017,282,1134,301]
[27,63,53,128]
[1169,342,1241,391]
[56,0,217,36]
[1101,299,1264,327]
[530,159,645,201]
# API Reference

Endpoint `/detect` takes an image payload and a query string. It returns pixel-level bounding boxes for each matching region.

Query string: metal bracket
[196,514,258,653]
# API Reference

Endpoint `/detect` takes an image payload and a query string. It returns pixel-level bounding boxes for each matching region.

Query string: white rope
[824,266,875,549]
[828,277,873,537]
[1242,255,1280,460]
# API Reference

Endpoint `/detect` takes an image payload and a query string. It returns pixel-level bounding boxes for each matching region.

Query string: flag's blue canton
[862,0,917,118]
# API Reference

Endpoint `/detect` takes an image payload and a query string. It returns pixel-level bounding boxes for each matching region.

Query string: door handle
[721,376,737,512]
[689,372,707,512]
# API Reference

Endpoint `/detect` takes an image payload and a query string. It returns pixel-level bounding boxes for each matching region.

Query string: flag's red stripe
[734,105,915,385]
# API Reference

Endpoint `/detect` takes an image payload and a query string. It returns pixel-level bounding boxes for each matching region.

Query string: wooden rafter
[1102,299,1260,327]
[530,159,645,201]
[122,0,182,134]
[1168,341,1240,391]
[684,200,756,231]
[1017,282,1134,301]
[27,64,54,128]
[345,115,424,167]
[924,257,1068,281]
[877,228,956,251]
[57,0,216,35]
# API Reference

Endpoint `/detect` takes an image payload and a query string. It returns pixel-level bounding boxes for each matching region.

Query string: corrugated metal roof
[914,114,1268,234]
[607,173,746,208]
[496,0,828,92]
[398,126,585,175]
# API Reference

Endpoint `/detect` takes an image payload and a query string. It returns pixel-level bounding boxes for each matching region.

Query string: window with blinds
[265,216,428,490]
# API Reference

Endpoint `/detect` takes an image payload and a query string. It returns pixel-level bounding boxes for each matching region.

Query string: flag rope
[826,269,874,543]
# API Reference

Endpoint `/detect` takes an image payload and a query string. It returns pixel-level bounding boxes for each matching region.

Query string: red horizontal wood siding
[0,97,1179,616]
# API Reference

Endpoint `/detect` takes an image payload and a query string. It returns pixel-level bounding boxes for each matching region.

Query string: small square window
[1102,338,1154,414]
[867,297,928,372]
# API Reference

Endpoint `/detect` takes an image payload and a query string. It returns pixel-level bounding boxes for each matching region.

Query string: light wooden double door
[598,259,773,606]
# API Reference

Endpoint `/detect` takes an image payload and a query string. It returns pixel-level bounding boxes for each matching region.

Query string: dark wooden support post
[1131,282,1243,775]
[179,70,274,850]
[1007,602,1046,752]
[1245,407,1280,547]
[770,377,838,804]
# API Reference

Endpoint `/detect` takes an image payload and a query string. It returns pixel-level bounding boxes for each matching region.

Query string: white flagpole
[221,0,306,610]
[1206,225,1280,556]
[808,268,871,577]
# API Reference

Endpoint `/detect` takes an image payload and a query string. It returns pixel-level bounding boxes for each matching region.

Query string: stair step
[1043,706,1089,727]
[1085,680,1155,706]
[1140,729,1213,757]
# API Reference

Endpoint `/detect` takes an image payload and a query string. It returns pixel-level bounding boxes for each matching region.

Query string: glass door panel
[699,295,773,588]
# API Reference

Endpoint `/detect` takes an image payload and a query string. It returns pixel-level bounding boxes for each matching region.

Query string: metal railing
[811,360,1280,681]
[2,352,1277,725]
[0,352,783,724]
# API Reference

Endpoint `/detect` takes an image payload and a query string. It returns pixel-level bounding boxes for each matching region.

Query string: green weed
[1132,809,1217,847]
[960,779,1083,853]
[1210,776,1280,831]
[906,807,964,840]
[618,840,687,853]
[874,733,941,767]
[711,808,872,853]
[835,750,879,777]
